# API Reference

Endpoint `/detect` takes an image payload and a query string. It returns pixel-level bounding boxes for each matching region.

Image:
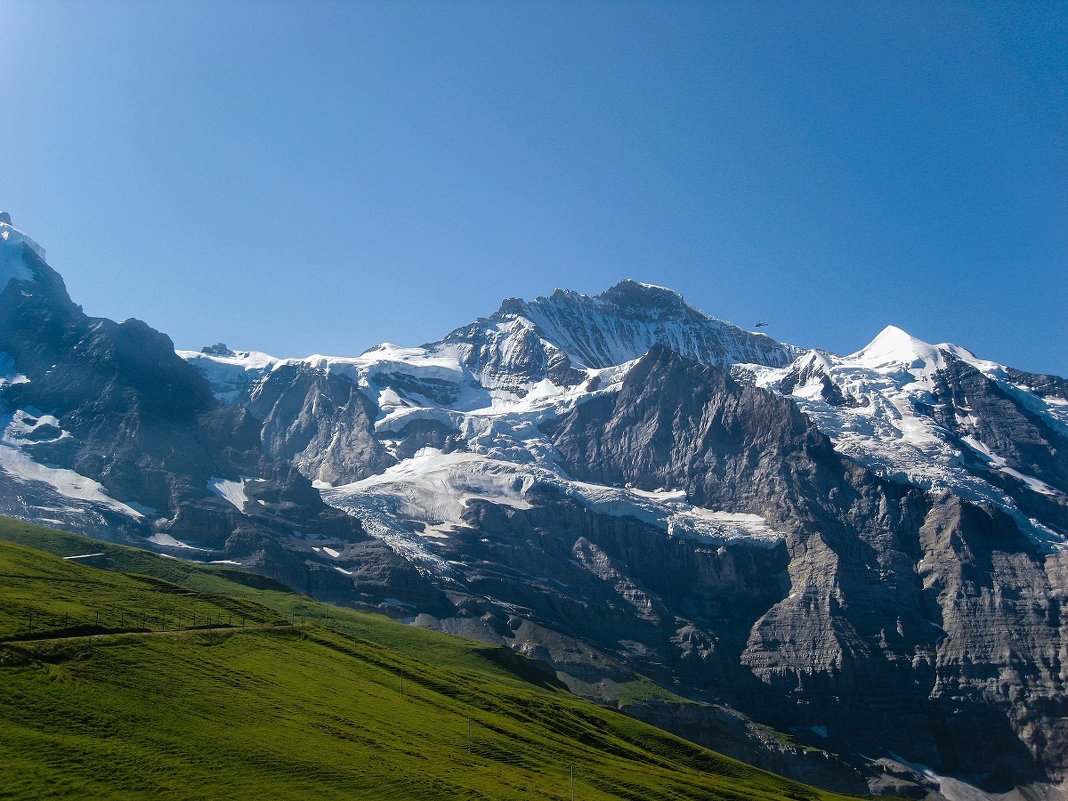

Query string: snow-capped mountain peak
[847,324,987,376]
[848,324,945,370]
[752,321,1068,551]
[479,280,800,373]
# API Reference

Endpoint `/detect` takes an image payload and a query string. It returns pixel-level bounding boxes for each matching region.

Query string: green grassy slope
[0,518,868,800]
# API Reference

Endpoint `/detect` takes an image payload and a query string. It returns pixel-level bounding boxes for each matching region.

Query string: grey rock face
[1005,367,1068,402]
[915,494,1066,782]
[545,345,833,517]
[0,232,366,564]
[544,346,1066,788]
[928,358,1068,495]
[249,364,394,485]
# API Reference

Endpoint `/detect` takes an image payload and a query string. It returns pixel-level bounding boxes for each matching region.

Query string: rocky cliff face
[545,346,1065,786]
[0,215,368,568]
[248,364,395,484]
[1,214,1065,797]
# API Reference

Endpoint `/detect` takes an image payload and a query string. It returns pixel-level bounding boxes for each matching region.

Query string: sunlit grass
[0,518,867,800]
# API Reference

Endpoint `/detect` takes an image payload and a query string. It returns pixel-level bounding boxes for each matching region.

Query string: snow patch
[886,752,1010,801]
[961,435,1064,497]
[324,450,784,559]
[148,532,210,552]
[0,412,146,520]
[207,477,251,512]
[126,501,160,517]
[568,481,783,547]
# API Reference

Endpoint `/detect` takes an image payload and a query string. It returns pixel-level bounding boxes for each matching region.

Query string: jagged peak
[470,280,800,371]
[201,343,236,357]
[597,279,688,312]
[494,281,694,325]
[495,296,528,317]
[549,287,583,300]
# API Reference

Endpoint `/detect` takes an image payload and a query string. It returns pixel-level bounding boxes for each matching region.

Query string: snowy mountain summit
[750,322,1068,550]
[481,279,799,371]
[849,324,982,372]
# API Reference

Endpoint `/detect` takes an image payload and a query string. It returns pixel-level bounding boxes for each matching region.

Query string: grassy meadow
[0,517,867,800]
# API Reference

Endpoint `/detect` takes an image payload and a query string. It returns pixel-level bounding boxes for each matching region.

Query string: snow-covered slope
[746,325,1068,549]
[0,214,45,283]
[323,448,783,579]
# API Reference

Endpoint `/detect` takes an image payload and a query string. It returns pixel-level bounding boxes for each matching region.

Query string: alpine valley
[2,213,1065,799]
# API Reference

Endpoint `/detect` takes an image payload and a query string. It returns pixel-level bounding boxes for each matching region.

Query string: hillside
[0,518,866,801]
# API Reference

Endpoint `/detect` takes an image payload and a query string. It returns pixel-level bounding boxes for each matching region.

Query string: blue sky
[2,1,1066,374]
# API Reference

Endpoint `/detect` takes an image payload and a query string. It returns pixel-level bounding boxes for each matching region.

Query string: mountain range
[1,212,1065,799]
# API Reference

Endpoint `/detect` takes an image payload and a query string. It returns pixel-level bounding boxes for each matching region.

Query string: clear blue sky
[2,1,1066,374]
